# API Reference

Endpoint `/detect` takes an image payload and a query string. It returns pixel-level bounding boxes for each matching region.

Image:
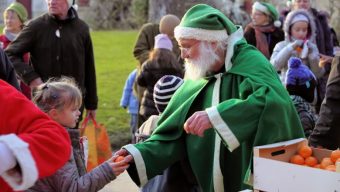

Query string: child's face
[4,10,22,33]
[291,21,308,40]
[52,105,81,128]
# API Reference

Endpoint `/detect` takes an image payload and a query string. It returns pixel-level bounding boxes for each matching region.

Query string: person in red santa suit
[0,80,71,192]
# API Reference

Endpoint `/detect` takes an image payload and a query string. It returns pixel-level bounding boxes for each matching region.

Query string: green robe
[123,40,304,192]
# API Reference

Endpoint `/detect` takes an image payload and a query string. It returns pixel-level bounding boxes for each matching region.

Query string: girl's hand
[319,54,333,68]
[107,155,133,176]
[291,40,304,49]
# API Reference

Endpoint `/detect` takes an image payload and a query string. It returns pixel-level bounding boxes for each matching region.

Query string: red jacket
[0,80,71,192]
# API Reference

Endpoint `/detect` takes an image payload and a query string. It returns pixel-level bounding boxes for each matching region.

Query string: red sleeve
[0,80,71,178]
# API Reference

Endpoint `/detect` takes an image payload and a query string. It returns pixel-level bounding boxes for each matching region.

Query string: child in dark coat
[136,75,200,192]
[285,57,317,137]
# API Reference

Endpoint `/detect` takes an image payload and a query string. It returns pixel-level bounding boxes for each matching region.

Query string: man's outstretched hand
[184,111,212,137]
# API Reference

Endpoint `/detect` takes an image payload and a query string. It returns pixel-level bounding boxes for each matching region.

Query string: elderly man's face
[292,0,311,10]
[178,38,223,80]
[47,0,68,18]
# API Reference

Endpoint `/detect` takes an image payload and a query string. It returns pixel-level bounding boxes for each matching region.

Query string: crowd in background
[1,0,339,191]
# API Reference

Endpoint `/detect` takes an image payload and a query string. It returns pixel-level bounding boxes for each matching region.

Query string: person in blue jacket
[120,69,139,143]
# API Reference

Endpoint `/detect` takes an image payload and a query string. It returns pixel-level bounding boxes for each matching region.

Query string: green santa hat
[174,4,244,72]
[253,1,281,27]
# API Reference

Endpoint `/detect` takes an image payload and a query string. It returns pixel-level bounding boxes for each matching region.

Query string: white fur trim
[0,134,38,190]
[253,2,270,15]
[123,144,148,186]
[213,134,224,191]
[211,74,224,191]
[174,26,228,42]
[274,20,282,27]
[224,27,244,72]
[206,106,240,152]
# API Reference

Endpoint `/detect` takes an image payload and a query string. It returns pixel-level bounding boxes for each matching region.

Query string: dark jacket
[133,23,160,66]
[309,8,333,56]
[137,50,183,119]
[0,48,20,90]
[309,54,340,150]
[244,24,284,58]
[5,9,97,110]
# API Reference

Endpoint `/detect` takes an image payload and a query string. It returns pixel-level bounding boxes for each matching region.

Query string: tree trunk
[148,0,232,23]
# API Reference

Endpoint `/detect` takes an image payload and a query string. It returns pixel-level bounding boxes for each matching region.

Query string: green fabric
[261,2,279,20]
[127,41,304,191]
[179,4,237,34]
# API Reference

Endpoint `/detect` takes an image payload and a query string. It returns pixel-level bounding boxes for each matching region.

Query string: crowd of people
[1,0,339,191]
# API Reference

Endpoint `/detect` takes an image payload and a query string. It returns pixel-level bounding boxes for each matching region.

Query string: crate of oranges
[253,138,340,192]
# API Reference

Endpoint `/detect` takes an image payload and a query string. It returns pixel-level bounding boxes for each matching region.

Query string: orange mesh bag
[80,116,112,171]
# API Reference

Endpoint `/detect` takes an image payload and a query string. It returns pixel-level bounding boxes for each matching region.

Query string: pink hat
[154,34,173,51]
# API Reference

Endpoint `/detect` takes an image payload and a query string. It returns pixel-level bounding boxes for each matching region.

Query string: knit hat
[252,2,281,27]
[154,34,173,51]
[159,14,180,37]
[174,4,244,72]
[285,57,316,102]
[153,75,184,113]
[5,2,28,22]
[290,13,309,25]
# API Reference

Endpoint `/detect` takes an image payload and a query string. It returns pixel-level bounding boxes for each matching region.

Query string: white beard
[184,42,221,80]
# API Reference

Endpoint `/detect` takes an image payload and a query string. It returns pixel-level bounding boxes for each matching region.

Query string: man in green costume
[117,4,304,191]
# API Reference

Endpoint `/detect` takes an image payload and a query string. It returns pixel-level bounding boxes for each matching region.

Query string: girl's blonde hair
[32,77,82,112]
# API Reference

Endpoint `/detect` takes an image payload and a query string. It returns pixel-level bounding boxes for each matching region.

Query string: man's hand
[29,77,43,89]
[184,111,212,137]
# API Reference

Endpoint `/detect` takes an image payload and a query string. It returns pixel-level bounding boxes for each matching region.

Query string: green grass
[91,30,139,147]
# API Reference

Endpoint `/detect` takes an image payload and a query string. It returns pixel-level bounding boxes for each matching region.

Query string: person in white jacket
[270,9,323,83]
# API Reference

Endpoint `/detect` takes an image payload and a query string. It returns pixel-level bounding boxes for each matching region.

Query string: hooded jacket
[270,9,322,83]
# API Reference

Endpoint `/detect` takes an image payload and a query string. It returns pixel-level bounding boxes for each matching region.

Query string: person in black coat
[137,34,183,124]
[0,48,20,90]
[309,54,340,150]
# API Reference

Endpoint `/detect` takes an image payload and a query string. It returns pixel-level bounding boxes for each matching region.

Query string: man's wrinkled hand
[184,111,212,137]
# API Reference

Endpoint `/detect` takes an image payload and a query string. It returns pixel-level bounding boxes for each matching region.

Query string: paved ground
[99,172,139,192]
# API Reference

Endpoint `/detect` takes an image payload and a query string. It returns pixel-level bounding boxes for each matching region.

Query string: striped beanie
[153,75,183,113]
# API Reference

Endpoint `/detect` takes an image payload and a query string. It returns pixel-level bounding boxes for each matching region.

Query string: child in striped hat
[136,75,198,192]
[136,75,183,141]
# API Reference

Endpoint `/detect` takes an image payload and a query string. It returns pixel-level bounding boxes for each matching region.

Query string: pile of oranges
[289,145,340,172]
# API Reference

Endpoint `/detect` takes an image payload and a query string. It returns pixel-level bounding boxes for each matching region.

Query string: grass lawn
[91,30,139,148]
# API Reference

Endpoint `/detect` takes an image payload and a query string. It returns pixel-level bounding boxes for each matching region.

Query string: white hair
[184,41,224,80]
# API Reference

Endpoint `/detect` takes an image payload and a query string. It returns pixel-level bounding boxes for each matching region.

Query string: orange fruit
[114,156,126,163]
[313,164,321,169]
[325,165,336,172]
[305,156,318,167]
[320,157,334,169]
[290,154,305,165]
[298,145,313,158]
[330,149,340,163]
